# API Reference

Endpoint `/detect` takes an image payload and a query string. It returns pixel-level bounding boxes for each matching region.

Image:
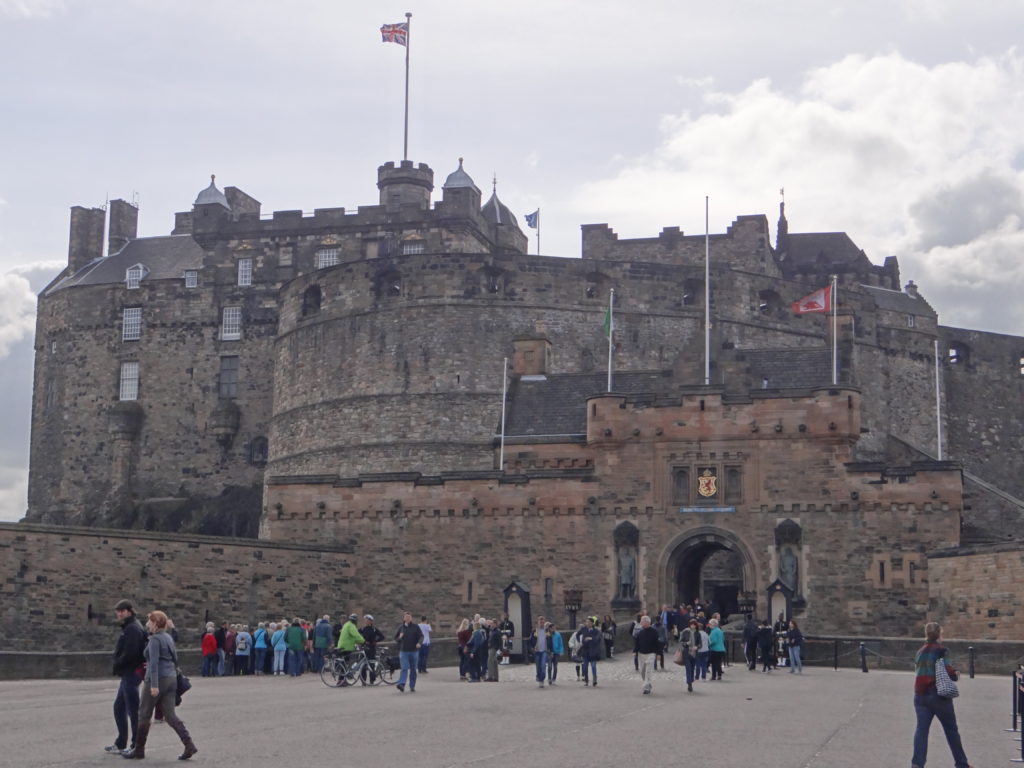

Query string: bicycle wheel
[342,661,361,687]
[363,660,385,686]
[375,660,395,685]
[320,658,347,688]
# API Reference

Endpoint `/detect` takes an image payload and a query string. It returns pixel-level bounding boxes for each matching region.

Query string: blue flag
[524,209,539,229]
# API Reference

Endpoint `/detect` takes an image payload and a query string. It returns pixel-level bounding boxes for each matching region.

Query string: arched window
[302,285,322,316]
[672,467,690,505]
[249,436,269,467]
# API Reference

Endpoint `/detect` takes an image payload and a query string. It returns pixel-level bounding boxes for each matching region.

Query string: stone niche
[611,520,641,611]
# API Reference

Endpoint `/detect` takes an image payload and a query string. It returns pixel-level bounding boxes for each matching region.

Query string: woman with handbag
[123,610,198,761]
[911,622,973,768]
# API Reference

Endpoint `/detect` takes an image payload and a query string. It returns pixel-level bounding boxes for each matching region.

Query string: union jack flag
[380,22,408,46]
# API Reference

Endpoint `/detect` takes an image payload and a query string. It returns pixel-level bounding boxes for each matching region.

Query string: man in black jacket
[394,612,423,693]
[742,614,759,670]
[104,599,147,756]
[633,615,661,695]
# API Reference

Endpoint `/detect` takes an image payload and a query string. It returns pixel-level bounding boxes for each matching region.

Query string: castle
[12,157,1024,648]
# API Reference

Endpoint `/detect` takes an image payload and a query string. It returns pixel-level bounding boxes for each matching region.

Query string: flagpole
[607,288,614,393]
[934,339,943,460]
[499,356,508,470]
[403,12,412,161]
[704,196,710,386]
[831,274,838,385]
[536,208,541,255]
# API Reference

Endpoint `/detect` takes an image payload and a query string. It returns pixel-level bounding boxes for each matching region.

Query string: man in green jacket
[337,614,365,660]
[285,618,307,677]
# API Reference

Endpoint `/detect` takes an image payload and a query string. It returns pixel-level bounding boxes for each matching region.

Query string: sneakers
[104,745,127,754]
[537,681,545,688]
[687,682,693,692]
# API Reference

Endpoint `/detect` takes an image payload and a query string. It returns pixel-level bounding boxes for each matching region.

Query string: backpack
[236,634,248,652]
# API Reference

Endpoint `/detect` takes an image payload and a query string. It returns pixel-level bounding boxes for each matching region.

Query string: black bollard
[860,642,868,673]
[968,646,975,679]
[833,639,838,671]
[1009,671,1020,733]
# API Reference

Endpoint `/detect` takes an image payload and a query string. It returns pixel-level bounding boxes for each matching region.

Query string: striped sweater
[914,642,958,695]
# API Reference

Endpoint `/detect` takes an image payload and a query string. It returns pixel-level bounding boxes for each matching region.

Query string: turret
[191,174,231,235]
[377,160,433,211]
[440,158,481,215]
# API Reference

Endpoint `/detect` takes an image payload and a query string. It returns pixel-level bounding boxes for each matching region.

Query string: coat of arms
[697,467,718,498]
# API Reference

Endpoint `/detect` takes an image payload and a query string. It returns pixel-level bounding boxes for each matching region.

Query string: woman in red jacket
[201,629,218,677]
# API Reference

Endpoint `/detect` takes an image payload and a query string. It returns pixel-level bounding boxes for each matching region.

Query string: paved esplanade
[0,661,1014,767]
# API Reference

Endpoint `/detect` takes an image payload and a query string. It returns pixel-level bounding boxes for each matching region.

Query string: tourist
[124,610,197,761]
[312,615,331,672]
[456,618,472,680]
[360,615,385,683]
[234,624,252,675]
[253,622,269,676]
[213,621,228,676]
[756,619,774,673]
[579,616,602,687]
[633,615,660,695]
[104,599,146,757]
[547,622,564,685]
[285,617,306,676]
[486,618,502,681]
[787,619,804,674]
[654,615,668,670]
[628,613,642,670]
[600,614,616,658]
[742,614,759,670]
[696,622,711,680]
[708,618,726,680]
[531,616,549,688]
[417,616,433,673]
[200,626,217,677]
[570,623,584,680]
[271,621,287,675]
[394,611,423,693]
[911,622,973,768]
[679,618,701,692]
[468,619,487,682]
[223,623,236,676]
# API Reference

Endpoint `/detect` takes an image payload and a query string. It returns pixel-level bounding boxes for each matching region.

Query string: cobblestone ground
[1,657,1017,767]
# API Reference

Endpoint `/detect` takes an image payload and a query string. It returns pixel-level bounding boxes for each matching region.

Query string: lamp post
[563,589,583,630]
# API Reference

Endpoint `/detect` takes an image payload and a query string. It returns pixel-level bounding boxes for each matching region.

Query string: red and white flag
[380,22,408,46]
[791,285,832,314]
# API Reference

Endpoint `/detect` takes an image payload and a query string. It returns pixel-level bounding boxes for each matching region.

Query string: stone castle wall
[928,544,1024,640]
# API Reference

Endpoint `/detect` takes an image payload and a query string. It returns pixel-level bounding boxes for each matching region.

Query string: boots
[122,721,149,759]
[169,719,198,761]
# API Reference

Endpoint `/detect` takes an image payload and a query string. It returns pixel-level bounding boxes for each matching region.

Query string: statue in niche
[779,545,799,591]
[617,547,637,599]
[613,520,640,603]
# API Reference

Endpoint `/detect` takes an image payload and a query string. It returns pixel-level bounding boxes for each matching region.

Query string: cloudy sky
[1,0,1022,521]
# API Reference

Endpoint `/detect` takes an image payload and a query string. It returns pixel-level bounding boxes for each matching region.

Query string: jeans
[683,653,697,686]
[697,651,709,679]
[287,649,304,676]
[254,648,266,674]
[216,648,225,676]
[535,650,548,683]
[273,649,286,674]
[912,692,970,768]
[397,650,419,689]
[313,647,325,672]
[418,643,430,672]
[201,655,216,677]
[788,645,803,673]
[234,653,249,674]
[547,653,558,683]
[459,648,470,678]
[582,659,598,683]
[113,673,141,749]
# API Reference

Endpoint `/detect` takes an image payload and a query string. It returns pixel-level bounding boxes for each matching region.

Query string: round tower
[377,160,434,210]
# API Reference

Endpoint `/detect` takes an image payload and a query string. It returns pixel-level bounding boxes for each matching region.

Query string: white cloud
[571,50,1024,334]
[0,270,38,358]
[0,465,27,522]
[0,0,65,19]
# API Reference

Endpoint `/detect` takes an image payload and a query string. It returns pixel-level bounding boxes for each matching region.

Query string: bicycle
[320,647,395,687]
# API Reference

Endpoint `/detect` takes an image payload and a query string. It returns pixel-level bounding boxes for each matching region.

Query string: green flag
[602,306,613,339]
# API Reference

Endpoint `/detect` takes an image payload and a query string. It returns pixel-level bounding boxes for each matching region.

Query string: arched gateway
[658,527,758,620]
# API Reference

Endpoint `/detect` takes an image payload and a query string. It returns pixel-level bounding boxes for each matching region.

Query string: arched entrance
[660,527,756,622]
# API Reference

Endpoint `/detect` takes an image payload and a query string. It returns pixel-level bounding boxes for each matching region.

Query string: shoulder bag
[934,660,959,698]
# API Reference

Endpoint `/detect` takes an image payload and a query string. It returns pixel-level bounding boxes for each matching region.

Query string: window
[316,248,339,269]
[249,436,269,466]
[906,315,915,328]
[544,578,553,601]
[125,265,143,289]
[302,285,322,317]
[122,307,142,341]
[237,258,252,286]
[218,356,239,398]
[401,240,425,255]
[50,340,57,354]
[221,307,242,341]
[1019,355,1024,376]
[387,277,402,296]
[947,344,968,365]
[672,467,690,505]
[184,270,198,288]
[278,246,293,267]
[724,465,743,504]
[119,362,139,401]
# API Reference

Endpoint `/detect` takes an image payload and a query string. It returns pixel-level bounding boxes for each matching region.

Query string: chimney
[904,280,919,298]
[512,337,552,376]
[68,206,106,274]
[107,199,138,255]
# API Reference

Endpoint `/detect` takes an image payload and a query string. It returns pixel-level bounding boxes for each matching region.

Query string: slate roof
[482,192,522,232]
[782,232,870,271]
[505,371,671,437]
[860,284,936,317]
[739,348,833,390]
[442,158,479,192]
[46,235,205,294]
